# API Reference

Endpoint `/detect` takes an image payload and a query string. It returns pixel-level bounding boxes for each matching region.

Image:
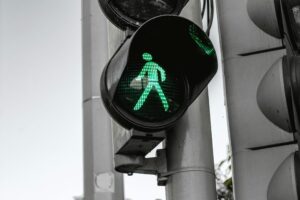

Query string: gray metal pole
[82,0,124,199]
[165,1,217,200]
[105,12,128,149]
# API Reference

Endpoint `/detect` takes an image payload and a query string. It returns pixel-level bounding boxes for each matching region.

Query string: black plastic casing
[100,16,218,132]
[98,0,189,30]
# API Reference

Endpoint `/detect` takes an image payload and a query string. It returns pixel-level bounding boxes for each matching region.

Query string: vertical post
[82,0,124,199]
[165,0,217,200]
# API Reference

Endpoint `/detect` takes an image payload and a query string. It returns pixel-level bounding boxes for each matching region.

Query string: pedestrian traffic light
[98,0,189,30]
[101,15,217,132]
[247,0,300,53]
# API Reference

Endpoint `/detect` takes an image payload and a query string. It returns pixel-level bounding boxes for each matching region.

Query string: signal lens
[114,52,187,122]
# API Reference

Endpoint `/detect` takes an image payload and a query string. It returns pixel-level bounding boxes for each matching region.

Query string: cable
[210,0,214,30]
[206,0,214,36]
[207,0,210,31]
[201,0,207,18]
[201,0,215,36]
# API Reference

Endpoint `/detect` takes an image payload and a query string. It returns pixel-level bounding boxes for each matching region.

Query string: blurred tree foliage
[216,145,233,200]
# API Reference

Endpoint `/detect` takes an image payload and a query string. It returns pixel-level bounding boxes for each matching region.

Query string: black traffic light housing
[101,15,217,132]
[98,0,190,30]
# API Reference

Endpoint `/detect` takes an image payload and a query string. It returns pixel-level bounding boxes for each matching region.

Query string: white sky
[0,0,228,200]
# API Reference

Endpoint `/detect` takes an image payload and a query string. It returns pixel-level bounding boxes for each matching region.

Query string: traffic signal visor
[268,152,300,200]
[257,56,300,133]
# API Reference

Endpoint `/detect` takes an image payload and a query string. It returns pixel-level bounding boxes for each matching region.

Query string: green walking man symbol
[133,52,169,111]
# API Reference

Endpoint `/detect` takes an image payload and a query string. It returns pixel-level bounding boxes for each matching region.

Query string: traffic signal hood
[248,0,300,53]
[268,151,300,200]
[257,56,300,133]
[101,15,217,132]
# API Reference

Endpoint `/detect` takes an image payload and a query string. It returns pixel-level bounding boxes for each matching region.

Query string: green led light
[114,51,185,123]
[189,24,215,56]
[133,52,169,111]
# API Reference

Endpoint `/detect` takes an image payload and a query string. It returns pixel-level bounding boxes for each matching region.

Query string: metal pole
[165,1,217,200]
[82,0,124,199]
[105,11,128,156]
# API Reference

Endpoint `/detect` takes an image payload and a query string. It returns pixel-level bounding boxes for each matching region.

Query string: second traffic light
[101,15,217,132]
[250,1,300,198]
[98,0,189,30]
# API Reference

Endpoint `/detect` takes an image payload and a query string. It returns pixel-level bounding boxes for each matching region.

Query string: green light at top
[133,52,169,111]
[189,24,215,56]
